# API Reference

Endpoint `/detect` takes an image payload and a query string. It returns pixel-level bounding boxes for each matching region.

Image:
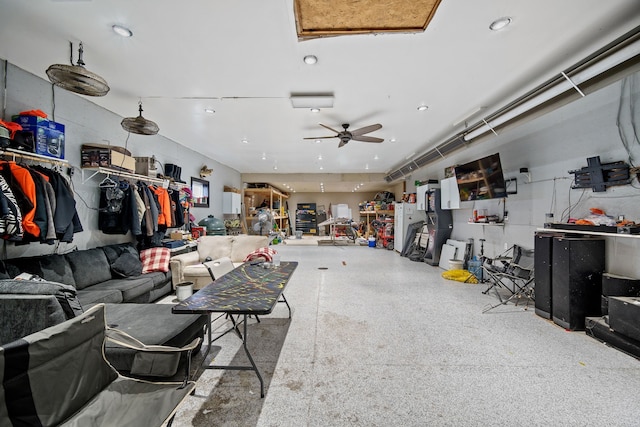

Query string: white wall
[0,60,242,258]
[409,72,640,277]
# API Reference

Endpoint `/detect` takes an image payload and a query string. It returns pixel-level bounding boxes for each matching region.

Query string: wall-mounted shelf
[1,148,69,165]
[81,166,169,186]
[468,222,504,226]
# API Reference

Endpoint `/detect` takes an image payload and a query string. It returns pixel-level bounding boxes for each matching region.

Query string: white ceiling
[1,1,639,193]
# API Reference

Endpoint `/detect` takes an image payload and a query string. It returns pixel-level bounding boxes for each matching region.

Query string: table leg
[207,314,265,398]
[279,293,291,318]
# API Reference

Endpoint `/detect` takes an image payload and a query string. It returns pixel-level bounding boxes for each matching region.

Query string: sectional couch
[0,243,206,378]
[0,242,171,306]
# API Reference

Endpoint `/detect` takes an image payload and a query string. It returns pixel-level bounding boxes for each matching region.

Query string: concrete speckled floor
[170,245,640,427]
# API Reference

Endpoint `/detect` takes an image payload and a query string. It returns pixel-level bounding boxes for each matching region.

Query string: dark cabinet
[296,203,317,235]
[534,232,560,319]
[551,236,605,331]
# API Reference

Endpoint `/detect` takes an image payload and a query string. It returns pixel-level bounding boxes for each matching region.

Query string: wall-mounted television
[454,153,508,201]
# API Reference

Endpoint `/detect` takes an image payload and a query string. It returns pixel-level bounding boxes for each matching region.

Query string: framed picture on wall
[191,177,209,207]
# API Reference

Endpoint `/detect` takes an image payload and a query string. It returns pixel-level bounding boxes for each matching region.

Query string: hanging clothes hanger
[99,176,117,188]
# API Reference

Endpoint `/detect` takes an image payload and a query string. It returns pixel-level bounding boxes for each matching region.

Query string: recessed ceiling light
[318,154,322,160]
[261,153,266,160]
[374,154,379,160]
[112,24,133,38]
[315,140,321,144]
[303,55,318,65]
[489,17,512,31]
[390,138,397,143]
[417,105,428,111]
[273,165,278,170]
[241,138,248,144]
[319,166,324,170]
[365,164,369,170]
[310,108,320,113]
[205,108,215,114]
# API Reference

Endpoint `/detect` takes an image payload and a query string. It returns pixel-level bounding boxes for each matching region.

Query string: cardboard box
[12,115,65,159]
[135,156,158,176]
[81,143,135,172]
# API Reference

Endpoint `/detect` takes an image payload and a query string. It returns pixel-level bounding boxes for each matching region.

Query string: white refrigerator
[394,202,417,253]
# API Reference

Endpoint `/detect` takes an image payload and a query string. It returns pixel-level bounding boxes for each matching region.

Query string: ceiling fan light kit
[121,102,159,135]
[46,42,110,97]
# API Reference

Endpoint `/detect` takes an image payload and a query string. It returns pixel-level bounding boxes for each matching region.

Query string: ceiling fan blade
[319,123,341,134]
[304,136,337,140]
[350,123,382,136]
[352,135,384,143]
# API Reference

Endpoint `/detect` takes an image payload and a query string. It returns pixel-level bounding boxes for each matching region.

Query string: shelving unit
[359,210,394,237]
[1,148,68,166]
[243,186,289,235]
[296,203,317,235]
[81,166,169,186]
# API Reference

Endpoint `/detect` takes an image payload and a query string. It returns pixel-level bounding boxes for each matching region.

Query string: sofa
[0,242,172,306]
[170,235,269,289]
[0,243,207,378]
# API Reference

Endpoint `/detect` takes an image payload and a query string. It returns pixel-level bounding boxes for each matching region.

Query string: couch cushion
[38,254,76,286]
[0,279,83,319]
[142,271,171,289]
[111,253,143,278]
[196,236,233,262]
[182,264,211,278]
[77,289,124,306]
[140,248,171,273]
[230,236,270,262]
[86,277,154,302]
[102,303,206,373]
[0,295,66,345]
[65,249,113,289]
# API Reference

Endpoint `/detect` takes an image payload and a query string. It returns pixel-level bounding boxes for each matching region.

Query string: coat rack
[81,166,169,186]
[0,148,69,166]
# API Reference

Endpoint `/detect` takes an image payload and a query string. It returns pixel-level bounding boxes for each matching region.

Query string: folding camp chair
[0,304,197,426]
[482,244,535,313]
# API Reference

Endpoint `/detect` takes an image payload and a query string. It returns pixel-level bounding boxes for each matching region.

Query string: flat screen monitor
[454,153,507,201]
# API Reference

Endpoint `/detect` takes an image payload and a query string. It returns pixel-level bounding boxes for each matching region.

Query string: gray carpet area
[171,245,640,426]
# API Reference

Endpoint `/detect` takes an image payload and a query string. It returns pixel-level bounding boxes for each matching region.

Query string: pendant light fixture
[121,101,159,135]
[46,42,110,97]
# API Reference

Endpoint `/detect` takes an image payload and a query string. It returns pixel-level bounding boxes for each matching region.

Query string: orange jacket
[0,161,40,238]
[150,186,172,227]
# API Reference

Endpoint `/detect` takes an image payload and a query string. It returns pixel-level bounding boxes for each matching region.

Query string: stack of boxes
[11,114,65,159]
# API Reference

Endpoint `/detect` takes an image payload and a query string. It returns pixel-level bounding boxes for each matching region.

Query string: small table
[172,261,298,397]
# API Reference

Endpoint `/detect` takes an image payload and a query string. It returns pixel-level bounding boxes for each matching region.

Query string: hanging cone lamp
[121,101,159,135]
[46,42,110,97]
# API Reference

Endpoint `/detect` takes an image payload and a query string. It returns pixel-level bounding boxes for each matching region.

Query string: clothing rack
[81,166,169,187]
[0,148,69,166]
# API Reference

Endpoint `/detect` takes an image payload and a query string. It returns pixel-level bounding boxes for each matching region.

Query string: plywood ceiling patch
[294,0,442,38]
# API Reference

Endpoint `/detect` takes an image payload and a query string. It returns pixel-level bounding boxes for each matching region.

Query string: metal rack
[81,166,169,187]
[1,148,69,166]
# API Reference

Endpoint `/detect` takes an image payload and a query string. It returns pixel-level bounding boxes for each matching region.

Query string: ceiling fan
[305,123,383,148]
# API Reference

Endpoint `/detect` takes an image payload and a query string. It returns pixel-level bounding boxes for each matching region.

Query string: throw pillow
[111,252,143,277]
[140,247,171,274]
[243,247,278,263]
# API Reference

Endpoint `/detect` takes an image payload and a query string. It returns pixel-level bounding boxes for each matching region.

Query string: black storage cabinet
[551,236,605,331]
[296,203,317,235]
[534,232,556,319]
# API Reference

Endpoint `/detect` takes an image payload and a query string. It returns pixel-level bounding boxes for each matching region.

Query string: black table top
[172,261,298,315]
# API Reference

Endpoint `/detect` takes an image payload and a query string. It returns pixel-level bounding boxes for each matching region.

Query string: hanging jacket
[0,175,23,240]
[33,166,83,242]
[1,162,39,238]
[150,186,172,228]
